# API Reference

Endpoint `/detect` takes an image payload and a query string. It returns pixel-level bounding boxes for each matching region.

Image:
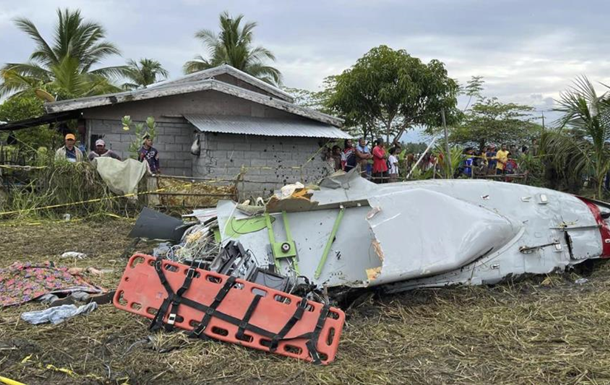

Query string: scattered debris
[21,302,98,325]
[60,251,87,259]
[575,278,589,285]
[67,267,106,276]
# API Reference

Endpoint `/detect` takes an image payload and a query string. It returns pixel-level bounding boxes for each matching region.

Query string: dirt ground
[2,219,610,384]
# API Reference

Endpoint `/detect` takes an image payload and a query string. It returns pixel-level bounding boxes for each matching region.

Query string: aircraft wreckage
[114,171,610,363]
[166,170,610,293]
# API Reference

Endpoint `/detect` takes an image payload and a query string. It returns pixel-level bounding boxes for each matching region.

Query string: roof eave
[44,79,343,127]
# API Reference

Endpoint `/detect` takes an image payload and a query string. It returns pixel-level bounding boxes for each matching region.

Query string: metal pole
[441,108,451,179]
[406,136,438,179]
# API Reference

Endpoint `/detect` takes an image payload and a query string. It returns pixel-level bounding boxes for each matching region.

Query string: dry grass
[156,177,236,209]
[1,219,610,384]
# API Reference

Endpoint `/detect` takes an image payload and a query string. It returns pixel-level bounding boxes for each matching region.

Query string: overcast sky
[1,0,609,138]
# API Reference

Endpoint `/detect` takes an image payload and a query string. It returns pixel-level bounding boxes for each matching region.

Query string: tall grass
[0,153,138,219]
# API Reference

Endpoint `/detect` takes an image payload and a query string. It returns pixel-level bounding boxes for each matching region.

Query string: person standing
[372,138,388,183]
[495,144,509,175]
[341,139,357,172]
[88,139,121,161]
[355,138,373,178]
[55,133,84,163]
[486,145,497,174]
[388,147,399,182]
[139,134,160,174]
[331,145,342,171]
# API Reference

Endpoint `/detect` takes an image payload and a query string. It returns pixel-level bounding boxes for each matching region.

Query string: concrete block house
[41,65,349,196]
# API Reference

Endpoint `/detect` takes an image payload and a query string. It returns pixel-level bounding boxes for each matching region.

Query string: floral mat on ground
[0,261,103,307]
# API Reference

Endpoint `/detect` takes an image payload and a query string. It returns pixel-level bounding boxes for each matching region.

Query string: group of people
[328,138,400,183]
[459,143,534,178]
[54,133,161,173]
[326,138,537,183]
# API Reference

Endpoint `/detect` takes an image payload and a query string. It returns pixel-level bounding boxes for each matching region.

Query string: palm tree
[184,11,281,85]
[542,76,610,197]
[122,59,169,90]
[0,8,126,99]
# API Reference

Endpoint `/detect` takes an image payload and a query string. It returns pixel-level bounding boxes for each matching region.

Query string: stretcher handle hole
[117,291,127,306]
[206,275,222,284]
[147,307,158,315]
[319,352,329,362]
[273,294,291,304]
[326,327,335,346]
[163,264,180,273]
[328,311,340,320]
[183,269,201,278]
[306,304,315,312]
[233,282,245,290]
[130,302,142,310]
[131,256,145,268]
[236,333,254,343]
[252,288,267,297]
[259,338,272,348]
[211,326,229,336]
[284,344,303,355]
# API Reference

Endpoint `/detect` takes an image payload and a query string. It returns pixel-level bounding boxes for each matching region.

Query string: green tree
[450,97,539,149]
[461,76,485,111]
[542,76,610,198]
[122,59,169,90]
[325,45,459,143]
[184,11,281,85]
[0,94,62,151]
[0,8,126,99]
[283,85,332,112]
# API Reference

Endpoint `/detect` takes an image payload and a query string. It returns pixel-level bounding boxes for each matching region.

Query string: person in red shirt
[372,138,388,183]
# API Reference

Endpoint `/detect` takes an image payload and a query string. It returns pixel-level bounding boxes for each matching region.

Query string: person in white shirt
[388,147,399,182]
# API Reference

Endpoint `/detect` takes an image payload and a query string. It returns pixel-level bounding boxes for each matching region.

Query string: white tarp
[93,157,147,195]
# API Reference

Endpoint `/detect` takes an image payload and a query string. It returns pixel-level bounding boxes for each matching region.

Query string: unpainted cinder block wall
[194,133,334,198]
[87,118,194,176]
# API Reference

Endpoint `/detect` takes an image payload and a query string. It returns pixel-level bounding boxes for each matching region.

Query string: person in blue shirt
[355,138,373,178]
[55,133,84,162]
[463,147,475,177]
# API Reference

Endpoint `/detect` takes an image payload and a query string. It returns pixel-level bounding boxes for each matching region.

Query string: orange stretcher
[113,253,345,364]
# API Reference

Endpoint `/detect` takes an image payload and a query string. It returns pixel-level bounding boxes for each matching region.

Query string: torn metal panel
[365,189,520,285]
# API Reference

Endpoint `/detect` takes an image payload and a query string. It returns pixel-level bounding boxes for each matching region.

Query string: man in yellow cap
[55,133,84,162]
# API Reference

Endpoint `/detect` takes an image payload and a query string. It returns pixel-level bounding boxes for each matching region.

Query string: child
[388,147,399,182]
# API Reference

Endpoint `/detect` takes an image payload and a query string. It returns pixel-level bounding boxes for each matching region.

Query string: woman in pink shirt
[372,138,388,183]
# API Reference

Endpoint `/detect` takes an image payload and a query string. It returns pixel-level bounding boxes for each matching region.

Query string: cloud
[0,0,609,121]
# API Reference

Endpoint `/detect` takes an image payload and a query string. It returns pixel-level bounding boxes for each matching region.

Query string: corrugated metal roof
[184,115,351,139]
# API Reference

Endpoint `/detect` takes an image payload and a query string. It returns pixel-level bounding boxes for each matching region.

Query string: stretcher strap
[236,294,263,340]
[305,304,330,364]
[270,297,308,351]
[150,257,176,332]
[149,260,331,363]
[189,276,236,338]
[165,266,197,332]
